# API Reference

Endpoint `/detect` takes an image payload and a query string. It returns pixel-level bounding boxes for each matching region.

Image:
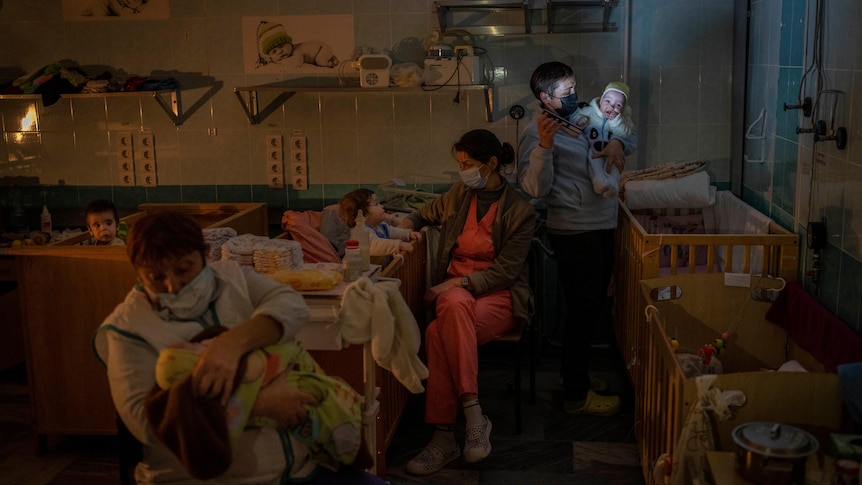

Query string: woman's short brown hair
[126,211,208,268]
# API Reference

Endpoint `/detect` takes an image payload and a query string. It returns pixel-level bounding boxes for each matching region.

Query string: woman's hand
[594,138,626,173]
[191,333,246,405]
[408,231,422,241]
[423,278,461,307]
[538,111,561,148]
[399,242,414,252]
[252,377,320,429]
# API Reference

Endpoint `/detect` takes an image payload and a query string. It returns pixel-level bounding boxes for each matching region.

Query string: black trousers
[548,229,615,401]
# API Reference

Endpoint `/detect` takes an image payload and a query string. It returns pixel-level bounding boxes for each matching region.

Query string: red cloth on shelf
[765,281,862,372]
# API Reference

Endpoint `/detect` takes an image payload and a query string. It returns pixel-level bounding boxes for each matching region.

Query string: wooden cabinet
[6,203,269,450]
[0,256,25,372]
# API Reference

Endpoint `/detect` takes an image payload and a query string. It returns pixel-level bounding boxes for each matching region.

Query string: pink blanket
[765,281,862,372]
[281,210,340,263]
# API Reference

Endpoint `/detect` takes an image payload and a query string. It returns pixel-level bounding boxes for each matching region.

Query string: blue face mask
[554,92,579,117]
[459,165,488,189]
[147,266,216,320]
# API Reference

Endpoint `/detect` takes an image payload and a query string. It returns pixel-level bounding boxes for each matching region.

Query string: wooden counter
[50,202,268,246]
[4,203,269,452]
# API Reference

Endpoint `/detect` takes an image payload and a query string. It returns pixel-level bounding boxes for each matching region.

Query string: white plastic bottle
[40,205,52,234]
[350,209,371,271]
[342,240,362,282]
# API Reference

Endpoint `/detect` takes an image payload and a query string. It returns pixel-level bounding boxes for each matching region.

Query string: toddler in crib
[580,82,636,198]
[84,199,125,246]
[339,188,420,258]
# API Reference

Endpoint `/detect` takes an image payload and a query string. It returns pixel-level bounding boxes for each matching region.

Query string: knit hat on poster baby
[257,21,291,57]
[602,81,630,101]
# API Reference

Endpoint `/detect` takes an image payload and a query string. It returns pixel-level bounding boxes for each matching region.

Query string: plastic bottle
[350,209,371,271]
[342,240,363,282]
[40,205,52,234]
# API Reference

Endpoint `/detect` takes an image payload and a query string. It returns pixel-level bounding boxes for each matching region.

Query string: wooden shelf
[233,84,496,123]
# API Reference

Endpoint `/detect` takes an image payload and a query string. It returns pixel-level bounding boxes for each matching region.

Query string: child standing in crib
[580,81,636,198]
[84,198,125,246]
[339,188,420,260]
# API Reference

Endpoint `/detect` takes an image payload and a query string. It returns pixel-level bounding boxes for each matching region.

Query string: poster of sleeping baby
[241,15,354,74]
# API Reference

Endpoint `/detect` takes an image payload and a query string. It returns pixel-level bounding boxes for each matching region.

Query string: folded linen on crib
[623,171,715,209]
[709,190,773,273]
[339,277,429,393]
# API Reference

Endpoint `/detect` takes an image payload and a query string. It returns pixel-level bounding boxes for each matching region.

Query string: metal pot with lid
[732,422,819,484]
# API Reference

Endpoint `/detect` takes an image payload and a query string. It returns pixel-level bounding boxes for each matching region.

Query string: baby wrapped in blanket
[146,326,371,479]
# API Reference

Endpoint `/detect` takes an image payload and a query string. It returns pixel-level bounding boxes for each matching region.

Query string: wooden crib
[612,198,801,482]
[633,273,847,484]
[614,198,799,376]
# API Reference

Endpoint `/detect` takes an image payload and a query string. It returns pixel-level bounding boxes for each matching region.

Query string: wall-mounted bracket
[435,0,533,34]
[547,0,618,33]
[152,90,183,126]
[233,88,296,125]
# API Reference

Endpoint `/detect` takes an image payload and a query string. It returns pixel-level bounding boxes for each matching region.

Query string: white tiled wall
[0,0,737,192]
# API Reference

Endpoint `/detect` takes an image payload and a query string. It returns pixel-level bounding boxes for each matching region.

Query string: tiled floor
[384,341,644,485]
[0,340,644,484]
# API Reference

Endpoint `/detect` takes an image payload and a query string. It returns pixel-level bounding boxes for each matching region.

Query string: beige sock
[463,399,483,428]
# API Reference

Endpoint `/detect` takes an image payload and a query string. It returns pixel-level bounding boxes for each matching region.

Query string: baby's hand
[400,241,414,252]
[408,231,422,241]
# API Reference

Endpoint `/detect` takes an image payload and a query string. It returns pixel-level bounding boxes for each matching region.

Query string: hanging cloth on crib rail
[340,277,429,393]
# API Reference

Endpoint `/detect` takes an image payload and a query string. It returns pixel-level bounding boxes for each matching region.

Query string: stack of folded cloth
[253,239,304,273]
[202,227,238,262]
[220,234,270,266]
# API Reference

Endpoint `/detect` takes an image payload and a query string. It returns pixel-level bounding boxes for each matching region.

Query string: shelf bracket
[152,90,183,125]
[233,88,295,125]
[547,0,618,33]
[435,1,532,35]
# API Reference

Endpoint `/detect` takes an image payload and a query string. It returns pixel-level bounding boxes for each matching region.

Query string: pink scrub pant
[423,286,514,424]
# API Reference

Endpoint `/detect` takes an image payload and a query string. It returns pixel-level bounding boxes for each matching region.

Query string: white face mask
[147,265,216,320]
[459,165,488,189]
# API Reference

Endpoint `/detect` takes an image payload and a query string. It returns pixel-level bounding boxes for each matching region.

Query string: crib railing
[612,201,799,483]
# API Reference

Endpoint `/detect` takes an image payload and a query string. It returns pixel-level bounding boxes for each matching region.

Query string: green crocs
[564,390,621,416]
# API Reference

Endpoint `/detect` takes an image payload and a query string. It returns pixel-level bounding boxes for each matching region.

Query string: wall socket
[117,132,134,185]
[118,131,133,148]
[268,161,283,175]
[267,134,283,149]
[290,132,306,151]
[269,174,284,188]
[292,176,307,190]
[139,130,154,148]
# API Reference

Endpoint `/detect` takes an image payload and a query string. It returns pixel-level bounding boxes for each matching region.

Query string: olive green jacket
[414,179,537,325]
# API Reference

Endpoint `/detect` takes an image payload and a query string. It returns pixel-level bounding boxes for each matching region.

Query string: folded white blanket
[624,171,715,209]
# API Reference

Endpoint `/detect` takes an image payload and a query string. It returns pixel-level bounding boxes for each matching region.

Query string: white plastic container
[342,240,362,282]
[350,210,371,271]
[40,205,52,234]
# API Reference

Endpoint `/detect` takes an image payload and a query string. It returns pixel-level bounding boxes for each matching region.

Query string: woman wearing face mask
[397,129,537,475]
[93,211,387,485]
[518,62,637,418]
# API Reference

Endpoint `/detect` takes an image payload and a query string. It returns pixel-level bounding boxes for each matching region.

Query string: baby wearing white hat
[581,82,635,198]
